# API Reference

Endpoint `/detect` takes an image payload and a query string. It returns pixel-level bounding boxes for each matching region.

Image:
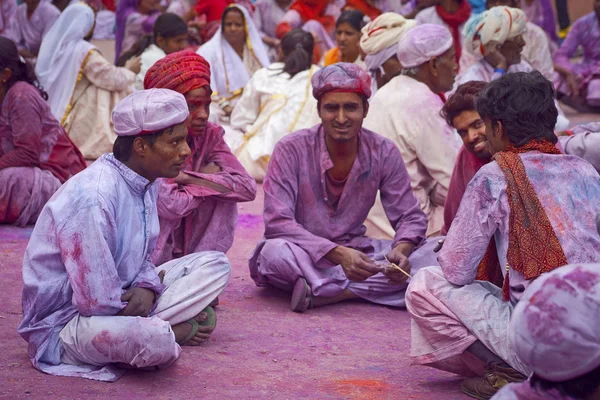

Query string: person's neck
[122,158,155,183]
[0,85,7,106]
[325,135,359,163]
[231,41,244,58]
[440,0,460,13]
[412,71,440,95]
[341,50,359,64]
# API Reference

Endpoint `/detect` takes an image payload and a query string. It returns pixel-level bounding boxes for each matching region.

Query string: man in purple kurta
[249,63,434,313]
[18,89,231,382]
[13,0,60,59]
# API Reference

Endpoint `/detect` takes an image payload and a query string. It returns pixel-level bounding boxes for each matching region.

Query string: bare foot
[172,312,215,346]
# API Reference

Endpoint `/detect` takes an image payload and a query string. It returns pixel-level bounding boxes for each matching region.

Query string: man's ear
[156,35,165,49]
[429,57,439,77]
[132,136,148,158]
[363,100,369,119]
[0,67,12,84]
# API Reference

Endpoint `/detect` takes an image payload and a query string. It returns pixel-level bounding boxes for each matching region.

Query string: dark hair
[112,128,169,162]
[221,6,245,31]
[475,71,558,147]
[116,35,153,67]
[280,29,314,77]
[0,37,48,100]
[441,81,487,127]
[153,13,188,42]
[530,365,600,399]
[336,9,367,32]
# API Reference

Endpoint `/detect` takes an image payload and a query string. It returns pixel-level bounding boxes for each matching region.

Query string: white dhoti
[405,266,531,376]
[51,251,231,381]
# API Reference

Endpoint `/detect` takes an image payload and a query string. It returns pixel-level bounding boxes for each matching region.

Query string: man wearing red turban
[144,50,256,266]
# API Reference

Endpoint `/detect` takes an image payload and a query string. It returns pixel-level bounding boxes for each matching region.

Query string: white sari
[35,3,96,124]
[197,4,270,101]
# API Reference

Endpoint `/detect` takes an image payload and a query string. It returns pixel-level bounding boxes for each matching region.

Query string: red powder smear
[64,231,98,312]
[564,267,600,291]
[324,379,389,400]
[92,330,116,358]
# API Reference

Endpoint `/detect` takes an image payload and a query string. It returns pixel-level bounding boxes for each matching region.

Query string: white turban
[463,6,528,58]
[396,24,454,69]
[112,89,189,136]
[509,264,600,382]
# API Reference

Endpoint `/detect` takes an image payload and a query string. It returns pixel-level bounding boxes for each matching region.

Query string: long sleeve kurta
[439,152,600,302]
[13,2,60,55]
[364,74,461,237]
[152,122,256,265]
[18,154,165,376]
[0,82,86,225]
[554,12,600,76]
[65,50,136,159]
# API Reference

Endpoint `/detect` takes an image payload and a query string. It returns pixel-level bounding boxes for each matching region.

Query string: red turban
[144,50,211,95]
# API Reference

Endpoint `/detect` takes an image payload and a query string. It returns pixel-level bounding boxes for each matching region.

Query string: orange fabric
[290,0,330,22]
[344,0,383,20]
[323,47,340,66]
[476,140,568,300]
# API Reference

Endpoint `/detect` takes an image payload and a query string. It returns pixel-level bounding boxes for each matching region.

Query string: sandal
[178,306,217,345]
[290,277,313,313]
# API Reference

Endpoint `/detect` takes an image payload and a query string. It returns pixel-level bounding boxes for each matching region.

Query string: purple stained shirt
[14,2,60,54]
[254,0,289,39]
[492,382,577,400]
[259,124,427,264]
[19,153,165,372]
[439,152,600,302]
[554,12,600,76]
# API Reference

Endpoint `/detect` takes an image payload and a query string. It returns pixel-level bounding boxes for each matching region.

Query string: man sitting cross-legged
[249,62,438,314]
[405,71,600,399]
[18,89,231,382]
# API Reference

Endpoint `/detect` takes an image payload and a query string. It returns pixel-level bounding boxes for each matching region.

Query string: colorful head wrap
[509,264,600,382]
[463,6,528,58]
[311,62,372,100]
[112,89,189,136]
[361,12,417,72]
[144,50,211,94]
[396,24,454,69]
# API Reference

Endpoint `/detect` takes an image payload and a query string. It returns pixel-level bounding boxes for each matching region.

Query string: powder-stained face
[500,34,525,66]
[483,117,507,155]
[432,45,458,93]
[318,92,368,143]
[222,9,246,48]
[141,123,191,179]
[336,22,361,59]
[453,109,491,160]
[184,86,211,137]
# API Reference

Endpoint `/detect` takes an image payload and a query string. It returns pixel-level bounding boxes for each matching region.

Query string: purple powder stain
[564,267,600,291]
[237,214,263,230]
[0,226,33,241]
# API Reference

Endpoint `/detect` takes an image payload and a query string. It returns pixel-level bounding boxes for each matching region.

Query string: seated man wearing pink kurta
[405,71,600,399]
[249,63,436,314]
[144,50,257,265]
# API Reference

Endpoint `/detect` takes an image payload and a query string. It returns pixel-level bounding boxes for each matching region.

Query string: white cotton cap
[396,24,454,69]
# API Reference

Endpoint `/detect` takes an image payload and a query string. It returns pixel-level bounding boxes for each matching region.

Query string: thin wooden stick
[383,256,413,279]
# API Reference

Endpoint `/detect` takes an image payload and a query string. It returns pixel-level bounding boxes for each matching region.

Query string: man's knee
[406,266,445,312]
[121,317,179,368]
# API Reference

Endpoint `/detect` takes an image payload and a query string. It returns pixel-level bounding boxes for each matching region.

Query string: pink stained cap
[112,88,190,136]
[311,62,372,100]
[396,23,453,69]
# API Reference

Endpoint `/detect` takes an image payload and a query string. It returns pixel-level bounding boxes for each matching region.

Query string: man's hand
[117,287,156,317]
[174,171,193,185]
[125,55,142,74]
[565,73,580,100]
[383,243,413,284]
[199,162,222,174]
[483,41,507,70]
[326,246,383,282]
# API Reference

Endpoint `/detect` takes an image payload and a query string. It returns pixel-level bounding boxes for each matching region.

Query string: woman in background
[323,9,368,68]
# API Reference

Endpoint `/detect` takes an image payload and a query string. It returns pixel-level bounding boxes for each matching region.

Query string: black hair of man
[475,71,558,147]
[113,128,171,162]
[153,13,188,43]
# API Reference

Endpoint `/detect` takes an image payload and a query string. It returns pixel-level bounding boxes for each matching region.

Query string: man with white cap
[492,263,600,400]
[359,12,417,94]
[249,63,437,314]
[364,23,460,238]
[18,89,232,382]
[405,71,600,399]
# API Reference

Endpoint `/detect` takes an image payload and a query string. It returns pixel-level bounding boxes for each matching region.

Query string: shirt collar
[317,125,370,177]
[101,153,153,196]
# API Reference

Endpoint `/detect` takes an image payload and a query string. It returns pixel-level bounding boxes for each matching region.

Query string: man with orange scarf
[416,0,472,64]
[405,71,600,400]
[275,0,343,60]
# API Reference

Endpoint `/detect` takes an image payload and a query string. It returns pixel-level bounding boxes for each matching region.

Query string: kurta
[0,0,16,38]
[441,145,488,235]
[13,2,60,56]
[406,152,600,376]
[364,75,461,237]
[0,82,86,226]
[64,50,136,159]
[121,11,159,57]
[136,44,167,91]
[559,122,600,173]
[229,63,321,181]
[553,12,600,106]
[152,122,257,265]
[492,382,576,400]
[19,153,231,381]
[249,125,433,307]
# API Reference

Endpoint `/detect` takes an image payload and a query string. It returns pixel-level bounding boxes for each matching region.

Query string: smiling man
[249,63,431,313]
[364,24,461,238]
[144,50,256,265]
[440,81,490,234]
[18,89,231,382]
